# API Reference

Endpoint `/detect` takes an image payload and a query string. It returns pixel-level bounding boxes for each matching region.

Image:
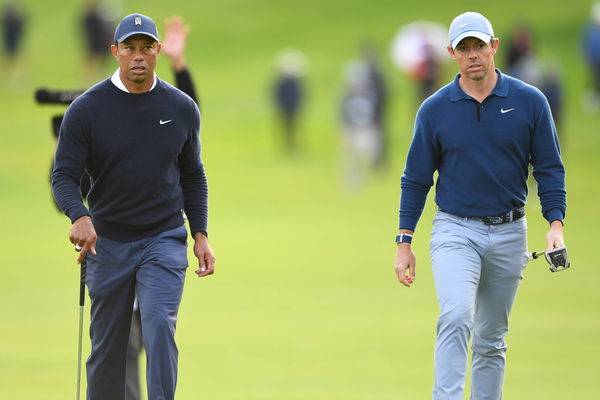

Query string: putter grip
[79,259,87,307]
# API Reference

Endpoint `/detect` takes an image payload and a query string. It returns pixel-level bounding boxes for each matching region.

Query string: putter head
[544,246,570,272]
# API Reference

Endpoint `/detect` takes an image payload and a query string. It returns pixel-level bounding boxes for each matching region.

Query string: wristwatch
[395,233,413,244]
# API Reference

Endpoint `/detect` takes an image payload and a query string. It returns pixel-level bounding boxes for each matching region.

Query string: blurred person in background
[272,48,306,153]
[340,60,381,189]
[504,24,564,139]
[360,42,389,169]
[390,21,447,104]
[414,42,441,100]
[539,61,564,136]
[80,0,115,78]
[394,11,566,400]
[161,15,198,105]
[504,23,540,85]
[52,13,214,399]
[2,1,25,60]
[582,1,600,112]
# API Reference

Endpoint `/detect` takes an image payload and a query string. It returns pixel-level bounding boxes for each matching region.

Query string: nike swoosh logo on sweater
[500,108,515,114]
[159,119,173,125]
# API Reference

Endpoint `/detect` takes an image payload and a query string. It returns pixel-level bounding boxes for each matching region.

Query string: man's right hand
[394,243,416,287]
[69,216,97,264]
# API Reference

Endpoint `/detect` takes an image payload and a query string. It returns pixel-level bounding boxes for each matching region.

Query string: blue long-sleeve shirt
[582,22,600,66]
[52,78,208,242]
[399,70,566,231]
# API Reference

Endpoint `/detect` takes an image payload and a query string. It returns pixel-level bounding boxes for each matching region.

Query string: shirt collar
[449,68,508,102]
[110,69,158,93]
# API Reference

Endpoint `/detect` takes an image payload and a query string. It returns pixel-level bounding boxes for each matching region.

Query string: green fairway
[1,0,599,399]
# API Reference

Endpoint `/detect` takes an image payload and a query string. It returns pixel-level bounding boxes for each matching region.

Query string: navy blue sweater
[52,78,208,242]
[400,70,566,231]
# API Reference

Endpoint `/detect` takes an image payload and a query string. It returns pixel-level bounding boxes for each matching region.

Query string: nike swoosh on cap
[459,22,473,28]
[159,119,173,125]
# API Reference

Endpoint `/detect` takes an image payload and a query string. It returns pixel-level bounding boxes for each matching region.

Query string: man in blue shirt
[393,12,566,400]
[582,1,600,109]
[52,13,215,399]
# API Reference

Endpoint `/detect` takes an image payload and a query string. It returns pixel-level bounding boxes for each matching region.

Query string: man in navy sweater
[393,12,566,400]
[52,13,215,399]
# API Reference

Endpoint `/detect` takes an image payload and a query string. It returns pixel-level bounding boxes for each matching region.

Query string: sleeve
[51,102,92,223]
[179,100,208,236]
[399,103,439,231]
[530,91,567,223]
[174,68,199,108]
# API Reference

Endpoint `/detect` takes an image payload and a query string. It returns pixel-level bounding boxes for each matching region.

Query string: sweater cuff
[68,206,92,224]
[189,220,208,239]
[193,230,208,238]
[544,208,564,225]
[399,217,418,232]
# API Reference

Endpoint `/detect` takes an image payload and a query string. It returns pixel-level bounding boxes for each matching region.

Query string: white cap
[592,1,600,25]
[449,12,494,49]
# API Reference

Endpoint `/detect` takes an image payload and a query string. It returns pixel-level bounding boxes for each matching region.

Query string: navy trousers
[85,225,188,400]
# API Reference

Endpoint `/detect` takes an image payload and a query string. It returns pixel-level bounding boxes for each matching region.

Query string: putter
[76,257,87,400]
[528,246,570,272]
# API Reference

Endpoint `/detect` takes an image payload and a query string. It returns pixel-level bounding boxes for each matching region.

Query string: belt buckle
[482,215,504,225]
[514,208,524,221]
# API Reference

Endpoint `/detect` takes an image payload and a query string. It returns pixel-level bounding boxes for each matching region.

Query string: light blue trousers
[430,211,528,400]
[85,225,188,400]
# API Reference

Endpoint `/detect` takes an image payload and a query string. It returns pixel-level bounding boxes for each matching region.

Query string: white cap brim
[451,31,492,49]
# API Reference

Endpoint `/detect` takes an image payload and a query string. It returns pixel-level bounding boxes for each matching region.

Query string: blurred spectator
[390,21,448,102]
[2,1,24,59]
[162,15,198,105]
[504,24,563,141]
[504,23,540,85]
[273,48,306,152]
[539,61,564,132]
[360,42,389,169]
[582,1,600,112]
[414,42,440,100]
[80,0,114,76]
[340,61,381,189]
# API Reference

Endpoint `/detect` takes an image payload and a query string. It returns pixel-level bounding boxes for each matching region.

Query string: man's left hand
[193,232,215,277]
[546,220,565,250]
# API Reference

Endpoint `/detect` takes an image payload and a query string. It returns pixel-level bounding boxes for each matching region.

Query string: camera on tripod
[35,87,91,205]
[35,88,85,138]
[35,88,85,105]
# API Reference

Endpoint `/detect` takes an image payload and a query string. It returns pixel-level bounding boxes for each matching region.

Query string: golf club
[76,257,87,400]
[528,246,570,272]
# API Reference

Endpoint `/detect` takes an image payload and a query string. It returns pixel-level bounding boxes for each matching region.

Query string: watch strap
[395,233,413,244]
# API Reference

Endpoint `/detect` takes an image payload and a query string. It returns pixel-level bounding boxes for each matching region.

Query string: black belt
[441,207,525,225]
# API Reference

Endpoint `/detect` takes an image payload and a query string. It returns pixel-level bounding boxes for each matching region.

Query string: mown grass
[0,0,598,398]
